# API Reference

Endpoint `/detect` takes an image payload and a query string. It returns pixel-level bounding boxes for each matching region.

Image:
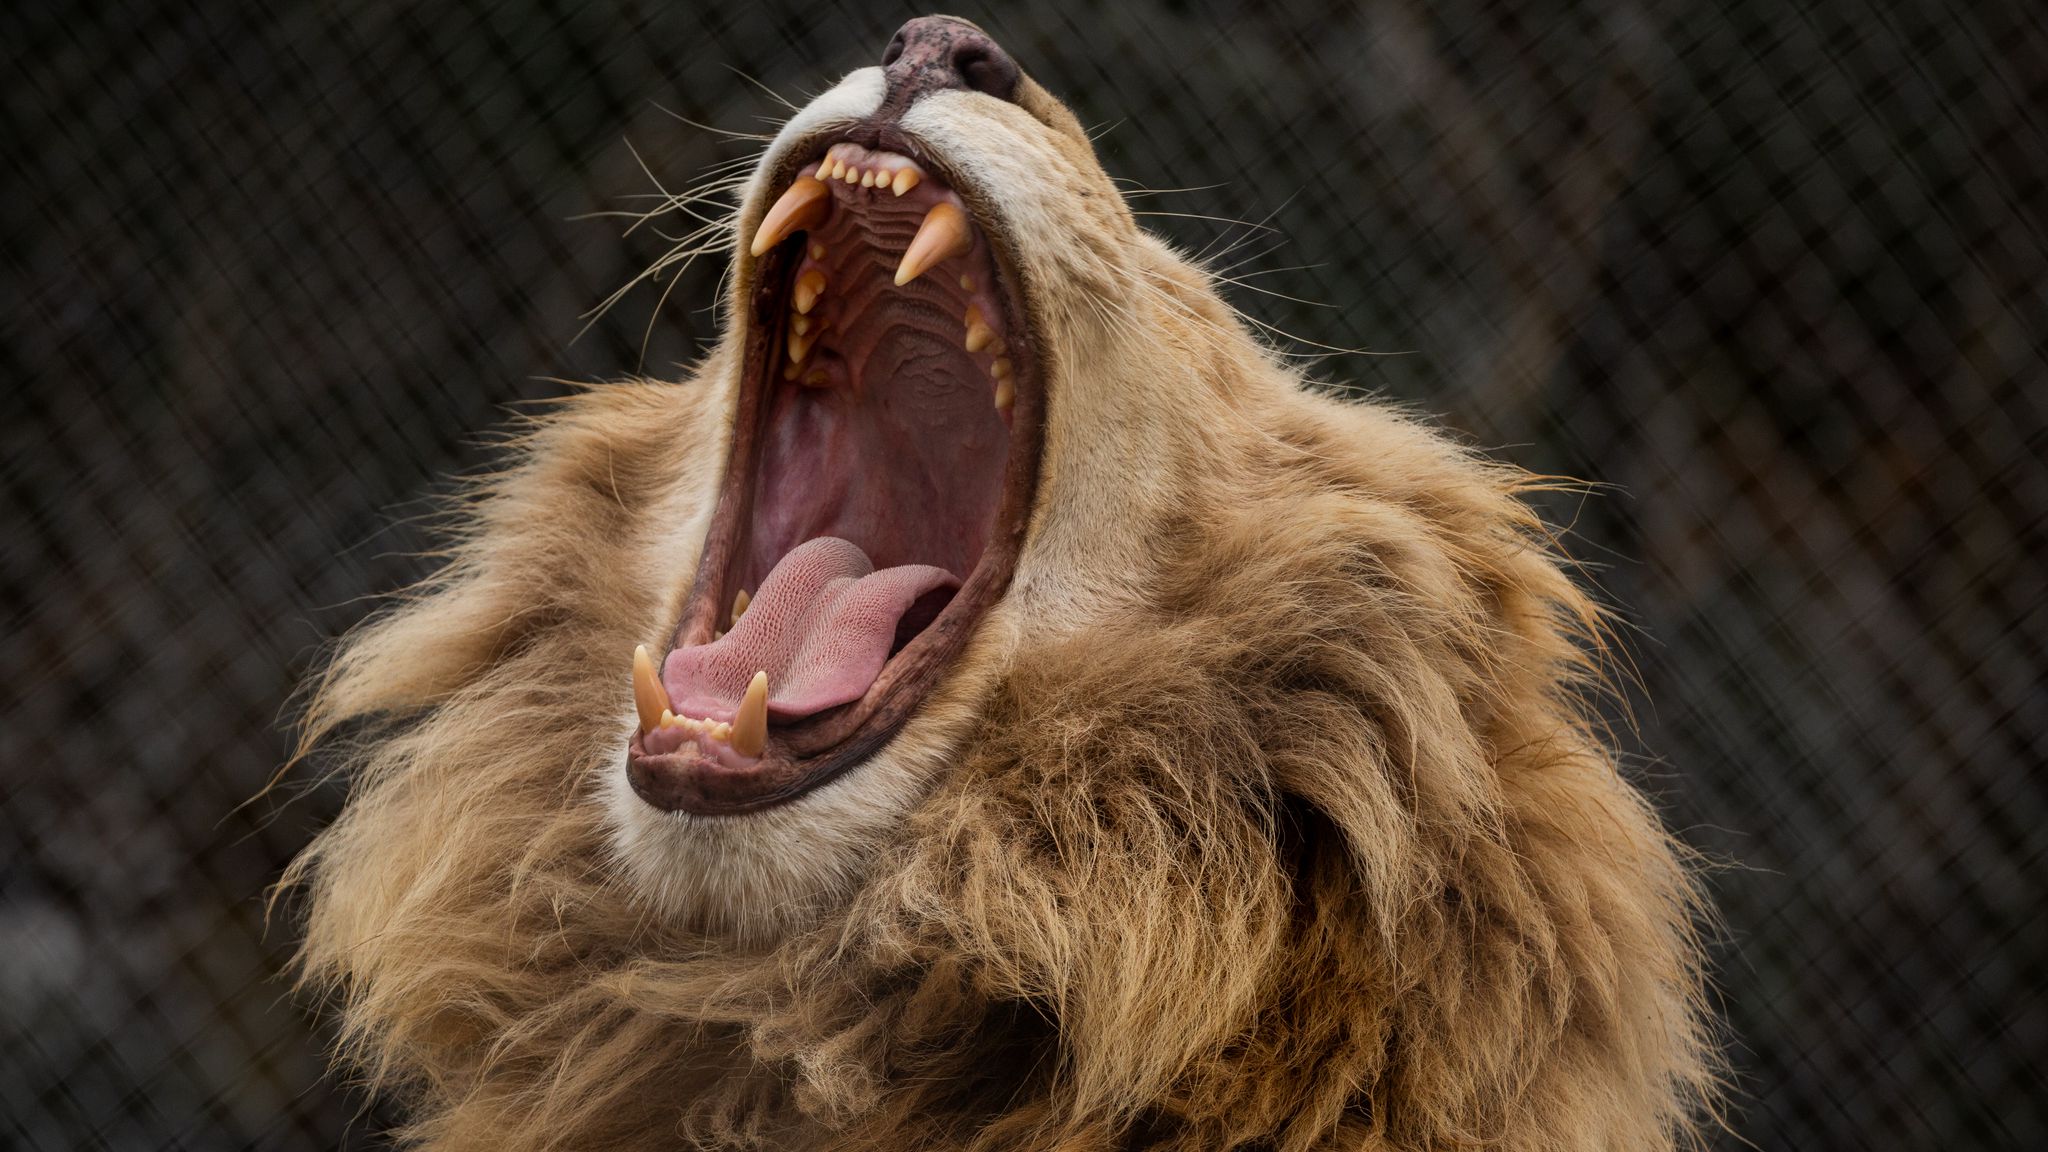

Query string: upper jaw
[621,123,1045,818]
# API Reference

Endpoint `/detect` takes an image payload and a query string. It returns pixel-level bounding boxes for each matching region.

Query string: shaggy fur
[286,52,1718,1152]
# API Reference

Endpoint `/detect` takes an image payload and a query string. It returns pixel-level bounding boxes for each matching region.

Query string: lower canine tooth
[730,671,769,757]
[632,645,672,735]
[749,177,830,257]
[895,202,972,286]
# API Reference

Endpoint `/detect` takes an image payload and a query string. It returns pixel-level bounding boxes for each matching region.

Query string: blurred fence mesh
[4,0,2043,1148]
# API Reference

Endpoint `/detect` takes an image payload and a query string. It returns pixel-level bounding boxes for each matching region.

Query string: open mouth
[625,139,1043,816]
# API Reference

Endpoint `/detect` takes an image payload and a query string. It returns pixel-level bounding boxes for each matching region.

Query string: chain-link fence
[4,0,2042,1148]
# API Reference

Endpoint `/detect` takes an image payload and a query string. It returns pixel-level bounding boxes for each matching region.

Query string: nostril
[879,16,1022,108]
[953,46,1006,97]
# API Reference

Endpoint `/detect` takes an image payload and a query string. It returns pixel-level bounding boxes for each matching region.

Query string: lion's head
[290,17,1717,1149]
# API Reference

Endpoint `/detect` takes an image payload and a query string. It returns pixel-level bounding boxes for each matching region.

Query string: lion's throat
[662,536,957,723]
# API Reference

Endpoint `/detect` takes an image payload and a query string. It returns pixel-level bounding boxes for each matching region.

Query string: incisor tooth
[842,166,859,184]
[730,587,751,626]
[994,375,1015,412]
[749,177,830,257]
[860,169,877,188]
[793,269,826,314]
[891,169,919,196]
[730,671,768,757]
[895,202,971,286]
[632,645,671,735]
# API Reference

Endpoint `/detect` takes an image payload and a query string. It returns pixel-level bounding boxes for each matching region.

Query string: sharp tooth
[959,273,975,292]
[827,158,846,180]
[632,645,672,735]
[749,177,830,257]
[842,166,859,184]
[894,202,971,286]
[788,327,815,364]
[814,161,832,181]
[730,671,768,757]
[791,313,812,335]
[991,356,1013,379]
[860,169,877,188]
[730,587,751,626]
[793,269,826,314]
[659,709,678,729]
[964,304,994,353]
[809,241,826,261]
[994,375,1015,412]
[891,169,919,196]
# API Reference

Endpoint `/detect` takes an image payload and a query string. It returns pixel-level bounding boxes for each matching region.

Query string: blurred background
[4,0,2042,1148]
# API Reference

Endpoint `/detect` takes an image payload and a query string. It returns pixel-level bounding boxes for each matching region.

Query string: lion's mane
[288,361,1715,1148]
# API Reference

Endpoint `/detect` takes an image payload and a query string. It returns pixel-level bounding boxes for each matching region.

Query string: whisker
[650,99,775,141]
[722,63,802,113]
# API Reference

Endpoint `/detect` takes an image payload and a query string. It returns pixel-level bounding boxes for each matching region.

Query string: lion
[286,15,1719,1151]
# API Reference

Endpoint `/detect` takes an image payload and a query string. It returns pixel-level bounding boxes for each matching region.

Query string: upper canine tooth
[730,671,769,757]
[632,644,672,735]
[895,202,971,286]
[750,177,830,257]
[891,169,919,196]
[793,269,826,314]
[730,588,751,626]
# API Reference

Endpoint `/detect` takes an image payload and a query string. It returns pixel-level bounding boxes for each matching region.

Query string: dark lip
[624,125,1046,817]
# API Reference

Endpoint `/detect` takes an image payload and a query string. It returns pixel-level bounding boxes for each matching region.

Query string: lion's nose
[881,16,1021,105]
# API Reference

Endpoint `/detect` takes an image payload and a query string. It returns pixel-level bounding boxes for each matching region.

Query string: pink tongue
[662,537,958,723]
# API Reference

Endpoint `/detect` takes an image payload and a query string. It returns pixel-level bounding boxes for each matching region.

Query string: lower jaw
[624,187,1042,817]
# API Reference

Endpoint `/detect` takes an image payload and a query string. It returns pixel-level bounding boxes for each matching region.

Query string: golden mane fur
[286,47,1718,1151]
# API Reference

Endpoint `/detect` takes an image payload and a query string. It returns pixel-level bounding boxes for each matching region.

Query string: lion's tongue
[662,536,958,724]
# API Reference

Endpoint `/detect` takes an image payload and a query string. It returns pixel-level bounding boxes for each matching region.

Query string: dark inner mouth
[626,141,1038,815]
